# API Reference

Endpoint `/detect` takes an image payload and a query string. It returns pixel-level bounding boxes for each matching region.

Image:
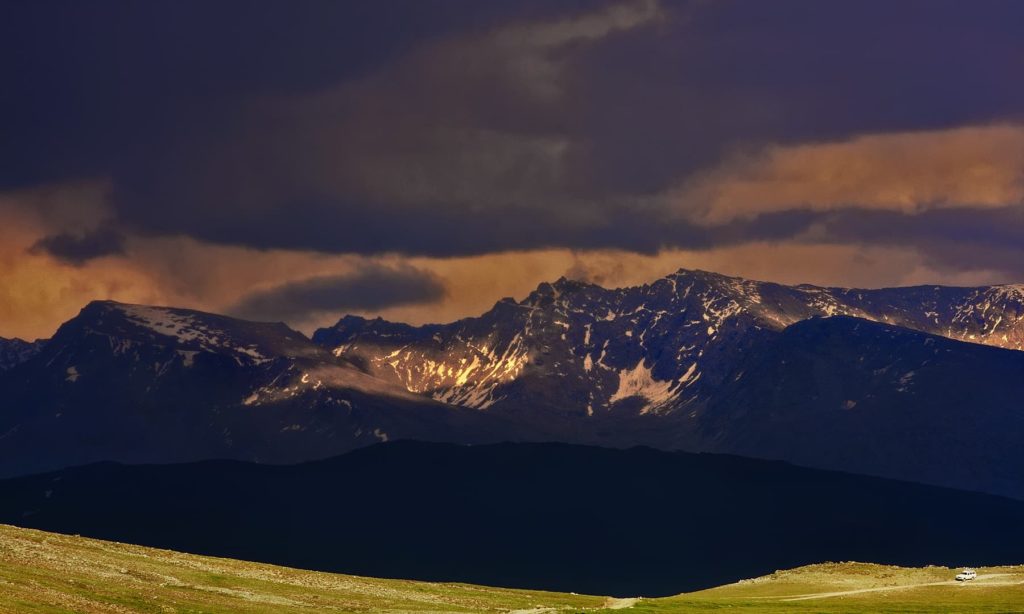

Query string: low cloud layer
[229,264,447,323]
[31,227,125,265]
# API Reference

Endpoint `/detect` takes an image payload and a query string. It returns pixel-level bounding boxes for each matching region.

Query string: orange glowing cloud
[5,201,990,342]
[674,124,1024,224]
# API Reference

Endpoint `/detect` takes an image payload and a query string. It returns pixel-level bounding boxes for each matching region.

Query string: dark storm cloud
[108,190,817,257]
[567,1,1024,194]
[820,207,1024,251]
[764,206,1024,279]
[229,264,447,322]
[30,227,125,265]
[0,0,607,188]
[3,0,1024,263]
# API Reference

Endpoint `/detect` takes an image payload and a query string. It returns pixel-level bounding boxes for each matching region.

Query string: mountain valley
[3,441,1024,597]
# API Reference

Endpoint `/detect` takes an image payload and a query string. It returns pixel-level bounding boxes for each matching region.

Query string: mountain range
[0,301,518,478]
[2,269,1023,497]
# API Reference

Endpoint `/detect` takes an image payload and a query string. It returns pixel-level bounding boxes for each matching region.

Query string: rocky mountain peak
[0,337,46,371]
[314,271,1024,421]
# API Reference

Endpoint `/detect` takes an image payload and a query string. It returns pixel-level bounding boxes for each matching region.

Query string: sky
[2,0,1024,340]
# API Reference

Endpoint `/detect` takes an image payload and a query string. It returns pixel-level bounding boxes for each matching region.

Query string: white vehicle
[955,568,977,581]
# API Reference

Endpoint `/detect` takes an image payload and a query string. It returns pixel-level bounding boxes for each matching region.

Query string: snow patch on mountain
[609,359,675,413]
[117,304,272,364]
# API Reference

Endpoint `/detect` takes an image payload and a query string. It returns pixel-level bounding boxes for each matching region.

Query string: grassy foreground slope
[0,524,606,613]
[3,524,1024,613]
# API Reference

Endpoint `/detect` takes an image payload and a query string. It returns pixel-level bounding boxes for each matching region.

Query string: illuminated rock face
[314,269,1024,419]
[315,273,760,418]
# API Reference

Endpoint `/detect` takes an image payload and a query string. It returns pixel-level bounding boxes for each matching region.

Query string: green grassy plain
[2,524,1023,613]
[633,562,1024,613]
